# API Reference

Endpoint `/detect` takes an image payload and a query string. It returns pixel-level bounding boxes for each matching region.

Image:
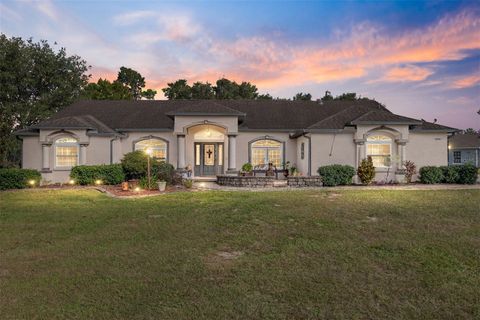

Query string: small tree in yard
[357,156,375,185]
[403,160,417,183]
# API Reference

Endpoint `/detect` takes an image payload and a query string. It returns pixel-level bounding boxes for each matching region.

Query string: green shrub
[183,179,193,188]
[419,166,443,184]
[0,168,41,190]
[139,175,158,190]
[456,163,478,184]
[121,151,148,180]
[440,166,460,184]
[357,157,375,185]
[318,164,356,187]
[70,164,125,185]
[241,163,253,172]
[153,162,176,185]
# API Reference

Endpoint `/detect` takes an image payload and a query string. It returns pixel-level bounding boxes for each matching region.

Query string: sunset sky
[1,0,479,129]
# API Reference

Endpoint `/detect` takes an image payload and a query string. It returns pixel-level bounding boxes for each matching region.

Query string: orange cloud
[381,65,434,82]
[450,74,480,88]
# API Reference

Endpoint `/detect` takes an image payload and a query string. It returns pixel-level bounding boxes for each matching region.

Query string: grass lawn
[0,189,479,319]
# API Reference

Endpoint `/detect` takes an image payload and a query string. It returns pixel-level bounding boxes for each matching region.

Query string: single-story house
[448,133,480,167]
[15,99,457,183]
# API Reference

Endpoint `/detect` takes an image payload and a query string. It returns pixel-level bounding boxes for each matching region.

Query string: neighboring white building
[15,99,457,183]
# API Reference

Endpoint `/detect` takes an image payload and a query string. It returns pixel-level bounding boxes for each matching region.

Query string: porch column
[395,139,407,167]
[42,143,51,171]
[227,134,237,172]
[177,134,186,169]
[79,144,88,165]
[354,139,365,167]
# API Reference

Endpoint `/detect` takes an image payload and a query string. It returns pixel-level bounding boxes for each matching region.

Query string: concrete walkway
[193,181,480,192]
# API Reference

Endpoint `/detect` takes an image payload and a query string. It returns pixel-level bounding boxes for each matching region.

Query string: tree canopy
[293,92,312,101]
[82,67,157,100]
[0,34,89,167]
[162,78,265,100]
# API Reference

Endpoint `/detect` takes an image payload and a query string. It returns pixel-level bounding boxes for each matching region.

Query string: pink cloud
[450,74,480,88]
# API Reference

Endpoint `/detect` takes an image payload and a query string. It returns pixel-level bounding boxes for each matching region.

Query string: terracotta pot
[121,182,129,191]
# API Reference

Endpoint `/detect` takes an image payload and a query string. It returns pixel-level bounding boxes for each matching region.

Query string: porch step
[192,177,217,182]
[272,180,288,188]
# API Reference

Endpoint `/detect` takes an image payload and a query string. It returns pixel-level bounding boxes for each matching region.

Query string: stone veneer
[217,175,276,187]
[216,175,323,187]
[286,176,323,187]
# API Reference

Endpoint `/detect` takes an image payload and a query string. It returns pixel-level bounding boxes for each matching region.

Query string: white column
[79,144,87,165]
[228,134,237,171]
[42,143,51,170]
[177,134,186,169]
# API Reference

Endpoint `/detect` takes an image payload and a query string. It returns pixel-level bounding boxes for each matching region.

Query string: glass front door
[194,143,224,176]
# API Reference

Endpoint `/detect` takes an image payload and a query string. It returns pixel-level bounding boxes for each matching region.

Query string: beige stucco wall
[174,116,238,134]
[295,136,310,175]
[407,132,448,177]
[22,121,449,183]
[310,132,356,171]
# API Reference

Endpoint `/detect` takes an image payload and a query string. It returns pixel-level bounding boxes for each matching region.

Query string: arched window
[55,137,79,168]
[250,139,283,168]
[366,135,392,168]
[134,138,167,161]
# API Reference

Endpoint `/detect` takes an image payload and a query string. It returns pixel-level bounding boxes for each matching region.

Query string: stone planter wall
[217,175,276,187]
[217,175,323,188]
[287,176,323,187]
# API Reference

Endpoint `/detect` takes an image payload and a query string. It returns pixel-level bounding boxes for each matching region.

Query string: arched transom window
[134,138,167,161]
[55,137,79,168]
[251,139,283,168]
[366,135,392,168]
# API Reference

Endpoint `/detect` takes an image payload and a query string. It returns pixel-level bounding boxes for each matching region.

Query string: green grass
[0,189,479,319]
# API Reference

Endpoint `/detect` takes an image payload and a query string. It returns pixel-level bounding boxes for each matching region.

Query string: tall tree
[162,79,192,99]
[141,89,157,100]
[82,79,132,100]
[321,91,334,102]
[191,82,214,99]
[293,92,312,101]
[463,128,478,135]
[238,81,258,99]
[0,35,89,167]
[116,67,145,100]
[214,78,240,99]
[335,92,357,101]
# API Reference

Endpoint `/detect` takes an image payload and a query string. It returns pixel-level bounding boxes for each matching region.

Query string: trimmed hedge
[70,164,125,185]
[0,168,41,190]
[419,166,443,184]
[421,164,478,184]
[318,164,356,187]
[440,166,460,184]
[121,151,148,180]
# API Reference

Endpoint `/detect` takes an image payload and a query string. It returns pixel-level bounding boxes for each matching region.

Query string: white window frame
[366,135,392,169]
[134,138,168,161]
[54,137,79,169]
[250,139,283,168]
[453,151,462,164]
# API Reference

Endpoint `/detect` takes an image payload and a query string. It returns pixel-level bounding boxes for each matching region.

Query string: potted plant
[241,163,253,176]
[289,164,298,177]
[157,180,167,192]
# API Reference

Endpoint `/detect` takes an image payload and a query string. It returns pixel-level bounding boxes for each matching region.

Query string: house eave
[352,121,422,125]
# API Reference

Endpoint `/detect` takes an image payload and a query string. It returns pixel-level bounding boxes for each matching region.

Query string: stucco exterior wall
[117,132,177,166]
[174,116,238,134]
[22,136,42,170]
[408,132,448,168]
[310,132,356,172]
[295,136,310,175]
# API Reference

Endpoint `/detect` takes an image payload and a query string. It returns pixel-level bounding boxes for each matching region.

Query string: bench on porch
[252,164,286,179]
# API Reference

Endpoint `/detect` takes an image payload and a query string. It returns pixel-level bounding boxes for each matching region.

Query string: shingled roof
[15,99,457,136]
[448,133,480,149]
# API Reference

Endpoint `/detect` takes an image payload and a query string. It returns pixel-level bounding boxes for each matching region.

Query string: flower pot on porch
[157,181,167,192]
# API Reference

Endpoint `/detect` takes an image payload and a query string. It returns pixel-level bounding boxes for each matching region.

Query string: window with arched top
[134,138,167,161]
[366,135,392,168]
[250,139,283,168]
[55,137,79,168]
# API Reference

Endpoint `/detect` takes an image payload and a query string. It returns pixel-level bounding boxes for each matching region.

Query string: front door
[194,143,224,176]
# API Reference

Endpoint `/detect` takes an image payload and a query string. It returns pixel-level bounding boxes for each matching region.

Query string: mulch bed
[101,184,190,197]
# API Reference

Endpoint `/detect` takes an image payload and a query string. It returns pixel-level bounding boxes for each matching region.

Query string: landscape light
[28,180,36,186]
[69,179,75,185]
[134,187,141,192]
[95,179,102,185]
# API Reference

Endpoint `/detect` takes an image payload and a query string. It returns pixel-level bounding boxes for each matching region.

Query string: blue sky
[1,0,479,129]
